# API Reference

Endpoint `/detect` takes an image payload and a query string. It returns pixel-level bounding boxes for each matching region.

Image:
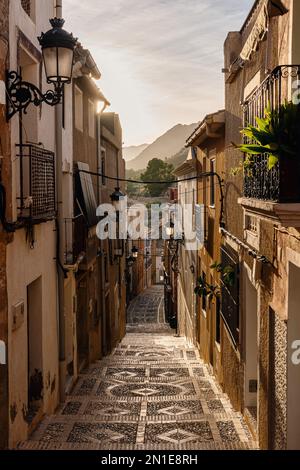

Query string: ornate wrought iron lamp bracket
[6,71,63,121]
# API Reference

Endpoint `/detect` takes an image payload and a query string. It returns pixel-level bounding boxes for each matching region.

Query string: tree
[141,158,174,197]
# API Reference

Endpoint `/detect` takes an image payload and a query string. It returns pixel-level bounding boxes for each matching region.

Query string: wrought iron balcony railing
[16,144,56,221]
[243,65,300,202]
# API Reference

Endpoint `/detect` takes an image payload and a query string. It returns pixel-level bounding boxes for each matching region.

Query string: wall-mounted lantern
[6,18,77,120]
[166,221,175,238]
[131,246,139,259]
[110,187,126,213]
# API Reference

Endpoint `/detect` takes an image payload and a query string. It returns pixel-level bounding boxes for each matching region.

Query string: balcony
[239,65,300,226]
[242,65,300,203]
[16,144,56,221]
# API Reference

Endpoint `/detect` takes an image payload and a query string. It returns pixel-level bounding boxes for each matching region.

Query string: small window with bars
[21,0,31,16]
[245,214,258,235]
[220,245,240,347]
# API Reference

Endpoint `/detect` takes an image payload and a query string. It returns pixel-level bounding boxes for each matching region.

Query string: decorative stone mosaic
[269,313,287,450]
[62,401,82,415]
[40,424,65,443]
[67,423,138,444]
[19,286,257,451]
[150,368,189,378]
[84,401,141,417]
[217,421,240,442]
[147,400,204,416]
[207,399,225,413]
[145,422,213,444]
[106,368,146,378]
[96,380,196,398]
[73,378,97,396]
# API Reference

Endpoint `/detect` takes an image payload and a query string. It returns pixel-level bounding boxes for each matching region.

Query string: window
[209,157,216,207]
[220,245,240,347]
[21,0,32,17]
[216,297,221,344]
[88,99,95,138]
[202,272,207,312]
[74,86,83,132]
[245,214,258,234]
[101,150,106,185]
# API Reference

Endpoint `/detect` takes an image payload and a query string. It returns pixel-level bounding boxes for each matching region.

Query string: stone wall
[269,312,287,450]
[223,2,293,449]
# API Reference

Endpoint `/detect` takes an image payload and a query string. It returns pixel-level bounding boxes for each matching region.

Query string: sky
[63,0,254,146]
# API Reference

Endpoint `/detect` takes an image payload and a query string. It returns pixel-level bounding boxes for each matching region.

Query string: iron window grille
[16,144,56,221]
[242,65,300,202]
[21,0,31,17]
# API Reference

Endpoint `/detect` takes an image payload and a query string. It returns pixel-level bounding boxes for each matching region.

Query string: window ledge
[238,198,300,228]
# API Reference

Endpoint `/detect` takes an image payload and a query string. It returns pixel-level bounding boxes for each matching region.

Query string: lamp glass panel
[43,47,58,82]
[58,47,73,81]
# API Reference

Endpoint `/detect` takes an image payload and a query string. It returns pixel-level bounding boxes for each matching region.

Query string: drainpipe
[55,1,66,402]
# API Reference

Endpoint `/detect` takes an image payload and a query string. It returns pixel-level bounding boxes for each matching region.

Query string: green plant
[234,102,300,171]
[194,262,236,301]
[194,276,220,300]
[210,262,235,288]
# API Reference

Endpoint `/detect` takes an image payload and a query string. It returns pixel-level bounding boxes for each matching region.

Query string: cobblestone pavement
[19,286,257,450]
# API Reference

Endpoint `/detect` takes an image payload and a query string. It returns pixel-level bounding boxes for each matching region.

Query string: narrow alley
[19,286,257,451]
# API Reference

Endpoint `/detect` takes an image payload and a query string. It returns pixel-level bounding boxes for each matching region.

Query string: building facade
[0,0,10,450]
[174,148,198,346]
[0,1,127,449]
[222,0,300,449]
[99,112,126,355]
[186,111,225,379]
[0,0,61,447]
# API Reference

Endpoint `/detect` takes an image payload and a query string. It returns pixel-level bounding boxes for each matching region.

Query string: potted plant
[234,102,300,202]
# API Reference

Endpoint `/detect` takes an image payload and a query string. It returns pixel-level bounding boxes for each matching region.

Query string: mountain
[126,123,198,171]
[123,144,149,162]
[167,147,189,169]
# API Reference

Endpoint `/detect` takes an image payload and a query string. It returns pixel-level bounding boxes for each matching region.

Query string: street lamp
[166,221,175,238]
[6,18,77,120]
[110,187,126,259]
[110,187,126,213]
[131,246,139,259]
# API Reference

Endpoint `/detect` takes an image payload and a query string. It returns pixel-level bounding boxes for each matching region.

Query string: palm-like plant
[235,102,300,170]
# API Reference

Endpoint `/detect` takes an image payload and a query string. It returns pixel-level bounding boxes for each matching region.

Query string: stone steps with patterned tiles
[17,287,258,451]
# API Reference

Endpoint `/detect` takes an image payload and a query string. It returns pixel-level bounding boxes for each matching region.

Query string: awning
[75,162,98,228]
[240,0,269,62]
[227,0,288,82]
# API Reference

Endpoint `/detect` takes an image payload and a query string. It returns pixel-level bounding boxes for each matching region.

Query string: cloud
[63,0,254,145]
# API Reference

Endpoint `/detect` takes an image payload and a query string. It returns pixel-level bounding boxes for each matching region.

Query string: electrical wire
[77,168,225,227]
[77,167,223,186]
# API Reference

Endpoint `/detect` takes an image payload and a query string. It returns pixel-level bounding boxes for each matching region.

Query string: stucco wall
[7,223,58,447]
[223,0,298,449]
